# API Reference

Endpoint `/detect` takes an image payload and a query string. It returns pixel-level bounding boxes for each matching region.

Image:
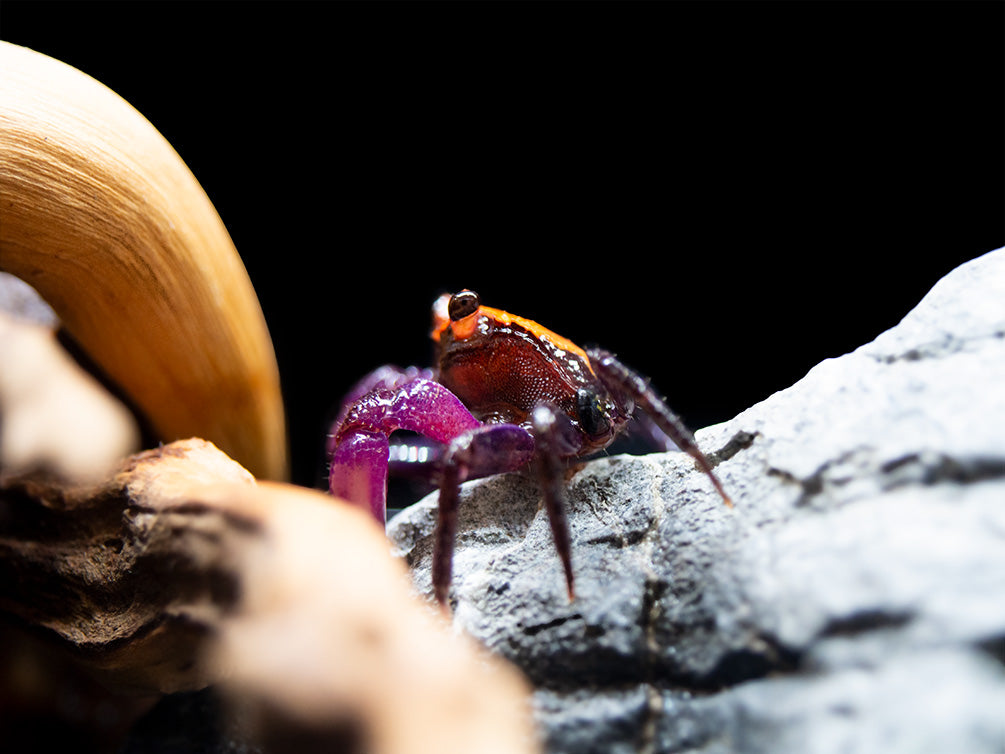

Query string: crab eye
[448,290,481,321]
[577,387,611,437]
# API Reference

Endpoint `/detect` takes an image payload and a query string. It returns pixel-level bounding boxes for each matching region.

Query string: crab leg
[588,348,733,507]
[432,423,535,606]
[530,402,585,601]
[330,377,536,606]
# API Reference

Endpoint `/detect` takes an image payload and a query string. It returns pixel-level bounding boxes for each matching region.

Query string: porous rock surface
[387,248,1005,754]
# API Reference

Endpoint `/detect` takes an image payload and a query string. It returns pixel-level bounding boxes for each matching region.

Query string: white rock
[388,248,1005,753]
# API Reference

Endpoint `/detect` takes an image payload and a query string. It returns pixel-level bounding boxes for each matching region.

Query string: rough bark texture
[0,439,540,754]
[388,248,1005,753]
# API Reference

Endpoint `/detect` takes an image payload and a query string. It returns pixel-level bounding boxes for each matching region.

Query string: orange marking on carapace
[432,297,594,374]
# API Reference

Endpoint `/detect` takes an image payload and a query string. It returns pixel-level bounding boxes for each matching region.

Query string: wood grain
[0,41,287,480]
[0,439,539,753]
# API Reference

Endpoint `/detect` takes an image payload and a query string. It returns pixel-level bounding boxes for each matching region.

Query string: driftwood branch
[0,439,540,753]
[1,41,287,480]
[0,45,538,752]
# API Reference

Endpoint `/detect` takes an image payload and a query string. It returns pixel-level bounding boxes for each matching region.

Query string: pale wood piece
[0,310,139,480]
[0,41,287,480]
[0,439,540,754]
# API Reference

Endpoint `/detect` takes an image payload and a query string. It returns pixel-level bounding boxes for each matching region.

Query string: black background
[3,1,1003,489]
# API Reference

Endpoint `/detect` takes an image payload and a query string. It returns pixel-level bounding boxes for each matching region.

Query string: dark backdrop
[4,1,1003,488]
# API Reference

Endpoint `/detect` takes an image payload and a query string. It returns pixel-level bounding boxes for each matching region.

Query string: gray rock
[387,248,1005,753]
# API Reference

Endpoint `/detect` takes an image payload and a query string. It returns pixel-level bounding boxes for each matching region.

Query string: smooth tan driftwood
[0,439,539,754]
[0,41,287,481]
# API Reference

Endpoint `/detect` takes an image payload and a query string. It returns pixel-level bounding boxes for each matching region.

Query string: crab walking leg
[432,460,464,608]
[432,424,536,606]
[329,379,482,521]
[531,403,585,601]
[588,349,733,508]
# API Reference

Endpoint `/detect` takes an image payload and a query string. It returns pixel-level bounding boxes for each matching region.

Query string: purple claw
[328,378,483,522]
[326,366,435,460]
[329,431,390,521]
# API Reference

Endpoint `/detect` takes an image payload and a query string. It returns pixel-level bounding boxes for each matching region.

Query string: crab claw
[328,378,482,523]
[329,430,392,522]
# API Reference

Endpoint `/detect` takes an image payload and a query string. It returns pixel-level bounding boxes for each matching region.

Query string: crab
[327,289,731,607]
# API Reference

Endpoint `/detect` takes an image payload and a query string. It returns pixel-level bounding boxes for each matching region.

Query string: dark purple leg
[530,402,585,601]
[588,348,732,507]
[625,411,682,453]
[432,460,464,607]
[432,423,535,606]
